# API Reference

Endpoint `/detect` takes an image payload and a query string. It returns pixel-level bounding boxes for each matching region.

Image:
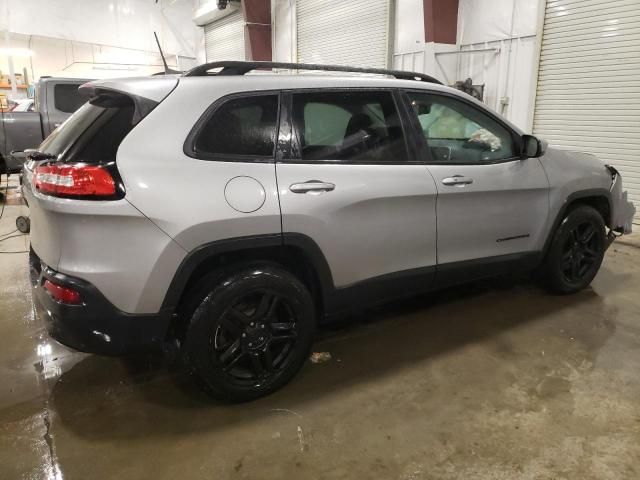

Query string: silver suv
[23,62,635,401]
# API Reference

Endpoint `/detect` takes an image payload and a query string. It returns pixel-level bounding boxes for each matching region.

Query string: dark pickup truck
[1,77,91,175]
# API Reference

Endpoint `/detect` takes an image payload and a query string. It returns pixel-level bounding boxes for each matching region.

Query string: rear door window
[192,94,279,159]
[54,83,86,113]
[291,90,409,163]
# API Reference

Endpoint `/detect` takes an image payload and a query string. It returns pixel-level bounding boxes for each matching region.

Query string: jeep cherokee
[23,62,635,401]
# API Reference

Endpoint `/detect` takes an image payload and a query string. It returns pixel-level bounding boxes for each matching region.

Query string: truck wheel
[183,264,316,402]
[540,205,606,294]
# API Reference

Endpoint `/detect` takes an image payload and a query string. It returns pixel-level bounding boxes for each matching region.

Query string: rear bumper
[30,248,172,355]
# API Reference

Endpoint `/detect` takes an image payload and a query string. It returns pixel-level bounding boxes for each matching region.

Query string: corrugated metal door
[205,10,245,62]
[297,0,390,68]
[533,0,640,223]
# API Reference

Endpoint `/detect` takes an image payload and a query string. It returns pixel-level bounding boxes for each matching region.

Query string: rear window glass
[74,105,135,163]
[39,103,104,156]
[54,84,86,113]
[194,95,279,158]
[39,96,135,162]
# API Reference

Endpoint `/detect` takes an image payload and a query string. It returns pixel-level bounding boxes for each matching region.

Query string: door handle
[441,175,474,187]
[289,181,336,194]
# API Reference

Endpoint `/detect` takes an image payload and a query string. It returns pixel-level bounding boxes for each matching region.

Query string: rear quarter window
[190,94,279,159]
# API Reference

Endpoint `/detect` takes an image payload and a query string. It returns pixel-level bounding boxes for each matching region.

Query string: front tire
[541,205,606,294]
[183,264,316,402]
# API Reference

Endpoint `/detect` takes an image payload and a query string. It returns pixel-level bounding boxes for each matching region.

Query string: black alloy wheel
[560,221,602,284]
[183,264,316,402]
[541,205,606,294]
[213,290,299,385]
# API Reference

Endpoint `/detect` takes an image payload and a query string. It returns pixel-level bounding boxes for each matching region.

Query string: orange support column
[424,0,459,44]
[242,0,272,61]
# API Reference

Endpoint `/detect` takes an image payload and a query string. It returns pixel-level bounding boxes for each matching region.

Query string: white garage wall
[0,33,197,85]
[204,10,245,61]
[273,0,393,68]
[394,0,425,54]
[392,42,458,85]
[296,0,390,68]
[0,0,201,82]
[272,0,295,62]
[456,0,541,130]
[2,0,199,56]
[457,36,538,130]
[458,0,538,44]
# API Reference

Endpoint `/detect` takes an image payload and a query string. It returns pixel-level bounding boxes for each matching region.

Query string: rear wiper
[23,149,56,161]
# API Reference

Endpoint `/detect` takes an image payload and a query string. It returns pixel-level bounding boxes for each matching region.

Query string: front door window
[407,92,517,164]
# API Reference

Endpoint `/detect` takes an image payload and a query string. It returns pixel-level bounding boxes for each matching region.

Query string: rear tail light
[34,163,119,198]
[44,279,82,305]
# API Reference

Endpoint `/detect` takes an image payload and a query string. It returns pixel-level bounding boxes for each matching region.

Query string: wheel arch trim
[543,188,612,256]
[160,233,335,312]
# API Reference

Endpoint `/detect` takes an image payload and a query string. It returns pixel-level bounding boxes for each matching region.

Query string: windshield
[38,102,105,157]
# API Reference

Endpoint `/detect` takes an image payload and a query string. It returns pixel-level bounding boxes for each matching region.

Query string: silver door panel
[428,159,550,265]
[277,163,438,287]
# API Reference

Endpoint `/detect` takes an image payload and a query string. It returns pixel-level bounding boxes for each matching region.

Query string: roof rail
[183,61,443,85]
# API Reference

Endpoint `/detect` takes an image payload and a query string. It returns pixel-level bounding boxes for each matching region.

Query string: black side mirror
[522,135,547,158]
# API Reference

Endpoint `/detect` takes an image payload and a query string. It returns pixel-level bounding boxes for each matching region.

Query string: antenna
[153,32,180,75]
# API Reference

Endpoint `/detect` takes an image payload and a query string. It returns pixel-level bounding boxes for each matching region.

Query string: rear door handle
[441,175,474,187]
[289,181,336,194]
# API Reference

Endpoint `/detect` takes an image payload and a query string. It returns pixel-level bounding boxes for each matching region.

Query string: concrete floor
[1,181,640,480]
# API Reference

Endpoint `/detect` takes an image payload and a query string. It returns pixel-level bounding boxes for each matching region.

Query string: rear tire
[183,264,316,402]
[540,205,606,294]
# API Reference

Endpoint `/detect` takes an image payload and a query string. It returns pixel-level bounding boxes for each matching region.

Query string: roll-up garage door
[297,0,390,68]
[205,10,245,62]
[533,0,640,223]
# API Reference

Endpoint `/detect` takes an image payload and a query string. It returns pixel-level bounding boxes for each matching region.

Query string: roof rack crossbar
[183,61,443,85]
